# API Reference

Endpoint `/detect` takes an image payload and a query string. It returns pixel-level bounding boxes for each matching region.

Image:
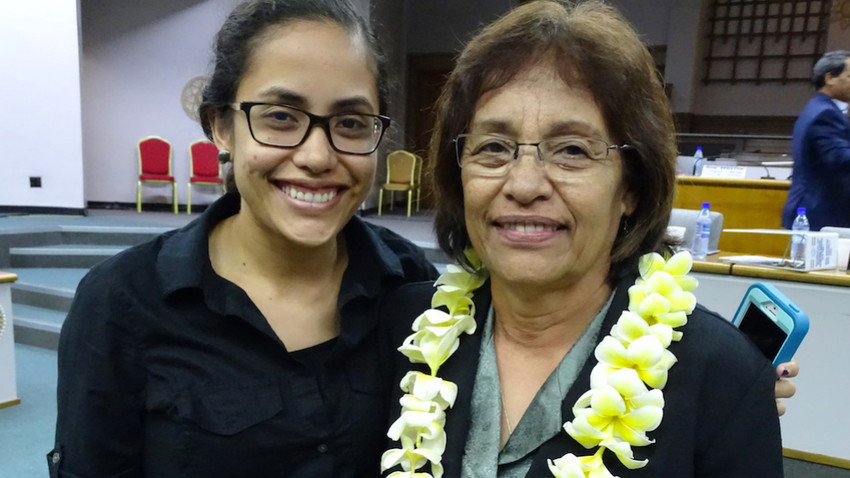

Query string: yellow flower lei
[382,251,698,478]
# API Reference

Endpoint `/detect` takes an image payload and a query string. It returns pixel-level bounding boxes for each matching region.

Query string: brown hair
[429,0,677,282]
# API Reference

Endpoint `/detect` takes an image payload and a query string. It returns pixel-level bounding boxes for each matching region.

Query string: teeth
[284,186,336,204]
[504,222,555,232]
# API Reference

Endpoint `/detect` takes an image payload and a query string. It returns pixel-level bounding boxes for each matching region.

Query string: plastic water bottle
[692,146,705,176]
[691,202,711,260]
[790,207,810,267]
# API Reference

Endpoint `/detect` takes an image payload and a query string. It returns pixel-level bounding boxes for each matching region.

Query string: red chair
[187,140,224,214]
[136,136,177,214]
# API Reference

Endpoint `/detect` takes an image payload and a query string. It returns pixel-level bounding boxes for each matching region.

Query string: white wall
[80,0,239,207]
[0,1,85,209]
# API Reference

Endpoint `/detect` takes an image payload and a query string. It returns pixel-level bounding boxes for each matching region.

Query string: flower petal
[638,252,665,278]
[590,385,627,417]
[662,250,693,275]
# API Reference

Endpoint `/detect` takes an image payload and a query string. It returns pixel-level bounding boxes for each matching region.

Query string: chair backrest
[414,153,424,184]
[669,207,725,252]
[386,150,417,185]
[138,136,172,175]
[189,140,220,178]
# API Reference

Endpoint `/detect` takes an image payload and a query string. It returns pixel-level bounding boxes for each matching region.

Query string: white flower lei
[382,251,698,478]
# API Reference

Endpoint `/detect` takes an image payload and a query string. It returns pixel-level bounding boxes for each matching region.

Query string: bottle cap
[702,202,710,208]
[797,207,806,215]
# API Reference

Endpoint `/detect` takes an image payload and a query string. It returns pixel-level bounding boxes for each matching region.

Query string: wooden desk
[0,271,19,409]
[675,176,790,256]
[691,257,850,464]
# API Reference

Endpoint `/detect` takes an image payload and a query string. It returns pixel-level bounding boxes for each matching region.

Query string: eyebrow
[469,118,607,140]
[252,87,377,114]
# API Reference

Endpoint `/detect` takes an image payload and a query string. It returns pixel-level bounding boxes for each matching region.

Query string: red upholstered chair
[187,140,224,214]
[136,136,177,214]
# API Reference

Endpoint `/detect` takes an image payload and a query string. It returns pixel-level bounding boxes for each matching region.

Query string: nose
[502,146,552,204]
[291,125,336,173]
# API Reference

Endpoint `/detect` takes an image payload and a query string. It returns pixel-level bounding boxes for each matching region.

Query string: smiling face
[462,63,635,290]
[211,20,379,249]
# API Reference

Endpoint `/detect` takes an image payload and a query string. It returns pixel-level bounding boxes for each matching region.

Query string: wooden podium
[0,271,19,409]
[674,176,790,256]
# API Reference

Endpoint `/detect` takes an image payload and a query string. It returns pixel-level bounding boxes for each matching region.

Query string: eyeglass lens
[456,134,617,177]
[248,104,384,154]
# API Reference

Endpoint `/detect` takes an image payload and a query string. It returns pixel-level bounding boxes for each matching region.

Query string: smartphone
[731,283,809,366]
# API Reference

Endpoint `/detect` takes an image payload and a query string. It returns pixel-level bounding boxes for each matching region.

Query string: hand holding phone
[731,283,809,366]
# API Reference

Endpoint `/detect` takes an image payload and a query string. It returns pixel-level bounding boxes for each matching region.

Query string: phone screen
[738,303,787,360]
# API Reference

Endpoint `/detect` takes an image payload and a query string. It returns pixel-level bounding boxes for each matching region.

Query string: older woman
[380,2,783,477]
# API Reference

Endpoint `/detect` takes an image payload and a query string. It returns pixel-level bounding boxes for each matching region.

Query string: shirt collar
[156,192,240,297]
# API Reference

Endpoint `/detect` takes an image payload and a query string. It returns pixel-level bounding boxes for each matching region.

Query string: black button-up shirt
[51,194,437,477]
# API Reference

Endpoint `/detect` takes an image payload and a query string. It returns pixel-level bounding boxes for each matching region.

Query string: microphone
[759,161,792,180]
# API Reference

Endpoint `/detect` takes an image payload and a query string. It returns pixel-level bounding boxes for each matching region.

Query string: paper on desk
[723,228,795,235]
[719,255,785,266]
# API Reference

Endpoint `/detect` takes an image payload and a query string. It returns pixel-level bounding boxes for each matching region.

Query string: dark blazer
[783,92,850,229]
[380,276,783,477]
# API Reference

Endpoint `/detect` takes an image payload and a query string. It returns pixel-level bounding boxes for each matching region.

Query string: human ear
[209,110,234,154]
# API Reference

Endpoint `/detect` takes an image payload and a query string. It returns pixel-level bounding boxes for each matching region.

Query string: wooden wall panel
[674,176,790,256]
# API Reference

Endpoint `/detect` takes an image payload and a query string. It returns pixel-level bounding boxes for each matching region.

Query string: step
[11,303,65,350]
[58,225,171,246]
[10,244,127,268]
[9,268,88,312]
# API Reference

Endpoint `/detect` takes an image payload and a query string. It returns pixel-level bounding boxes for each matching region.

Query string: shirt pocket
[175,380,284,436]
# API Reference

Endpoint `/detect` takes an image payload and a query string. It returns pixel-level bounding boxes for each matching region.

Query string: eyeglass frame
[453,133,633,174]
[231,101,392,155]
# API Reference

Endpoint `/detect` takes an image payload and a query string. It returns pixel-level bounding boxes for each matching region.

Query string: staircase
[1,225,171,349]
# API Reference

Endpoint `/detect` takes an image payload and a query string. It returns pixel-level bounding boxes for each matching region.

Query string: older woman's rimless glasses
[454,133,632,179]
[232,102,391,155]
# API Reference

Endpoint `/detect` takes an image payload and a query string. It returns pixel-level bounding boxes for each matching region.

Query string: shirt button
[317,443,328,453]
[51,452,61,464]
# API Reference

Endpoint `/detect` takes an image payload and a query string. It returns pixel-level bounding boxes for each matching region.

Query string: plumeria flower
[399,371,458,409]
[398,309,476,374]
[593,334,675,389]
[558,252,696,476]
[386,472,439,478]
[383,395,447,477]
[548,452,618,478]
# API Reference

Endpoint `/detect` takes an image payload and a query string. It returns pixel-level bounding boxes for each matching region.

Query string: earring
[217,150,231,163]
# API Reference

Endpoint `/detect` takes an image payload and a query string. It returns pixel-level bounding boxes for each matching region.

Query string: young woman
[51,1,435,477]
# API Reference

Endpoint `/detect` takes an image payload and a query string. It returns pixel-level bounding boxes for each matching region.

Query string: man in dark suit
[783,50,850,229]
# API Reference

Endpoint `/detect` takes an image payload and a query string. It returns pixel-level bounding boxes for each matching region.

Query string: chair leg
[378,189,384,216]
[137,181,142,213]
[416,187,421,212]
[390,191,395,211]
[187,183,192,214]
[406,191,412,217]
[172,182,178,214]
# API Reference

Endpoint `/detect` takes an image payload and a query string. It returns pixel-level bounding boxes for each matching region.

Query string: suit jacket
[380,275,783,477]
[783,92,850,229]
